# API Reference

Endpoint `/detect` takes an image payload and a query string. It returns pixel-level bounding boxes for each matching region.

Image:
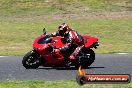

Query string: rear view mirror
[43,28,46,35]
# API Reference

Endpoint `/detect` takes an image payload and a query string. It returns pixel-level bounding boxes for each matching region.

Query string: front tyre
[22,51,41,69]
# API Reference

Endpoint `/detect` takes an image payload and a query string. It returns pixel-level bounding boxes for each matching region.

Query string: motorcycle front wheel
[22,51,41,69]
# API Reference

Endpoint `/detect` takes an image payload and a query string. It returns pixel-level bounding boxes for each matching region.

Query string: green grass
[0,0,132,88]
[0,18,132,55]
[0,0,132,55]
[0,0,131,16]
[0,80,131,88]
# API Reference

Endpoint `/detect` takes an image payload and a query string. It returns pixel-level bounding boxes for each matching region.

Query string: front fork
[32,48,39,53]
[31,49,42,60]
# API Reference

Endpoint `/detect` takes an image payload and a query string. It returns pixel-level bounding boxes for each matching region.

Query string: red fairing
[33,35,45,50]
[33,35,64,49]
[52,37,64,48]
[32,35,65,66]
[31,34,99,67]
[82,35,98,48]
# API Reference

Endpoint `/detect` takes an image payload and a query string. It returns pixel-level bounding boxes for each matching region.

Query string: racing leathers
[51,30,84,60]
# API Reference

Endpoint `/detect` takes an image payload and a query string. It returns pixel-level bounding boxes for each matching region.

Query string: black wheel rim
[26,55,40,66]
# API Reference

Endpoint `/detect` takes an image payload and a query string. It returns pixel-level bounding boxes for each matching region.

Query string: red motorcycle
[22,29,99,69]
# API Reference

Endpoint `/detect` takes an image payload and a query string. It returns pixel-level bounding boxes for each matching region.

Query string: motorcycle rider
[51,23,84,63]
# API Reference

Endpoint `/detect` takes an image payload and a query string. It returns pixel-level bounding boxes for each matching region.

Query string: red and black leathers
[51,30,84,59]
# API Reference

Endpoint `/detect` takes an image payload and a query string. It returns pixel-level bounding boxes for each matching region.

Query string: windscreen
[38,35,52,44]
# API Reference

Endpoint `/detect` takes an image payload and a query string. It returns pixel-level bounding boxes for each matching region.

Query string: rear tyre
[75,49,95,69]
[22,51,41,69]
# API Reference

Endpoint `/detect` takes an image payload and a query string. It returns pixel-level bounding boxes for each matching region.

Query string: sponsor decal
[76,66,131,85]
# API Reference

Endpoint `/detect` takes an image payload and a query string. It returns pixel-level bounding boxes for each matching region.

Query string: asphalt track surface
[0,54,132,81]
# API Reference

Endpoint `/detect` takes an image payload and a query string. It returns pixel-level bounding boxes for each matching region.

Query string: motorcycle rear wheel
[22,51,41,69]
[75,49,95,69]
